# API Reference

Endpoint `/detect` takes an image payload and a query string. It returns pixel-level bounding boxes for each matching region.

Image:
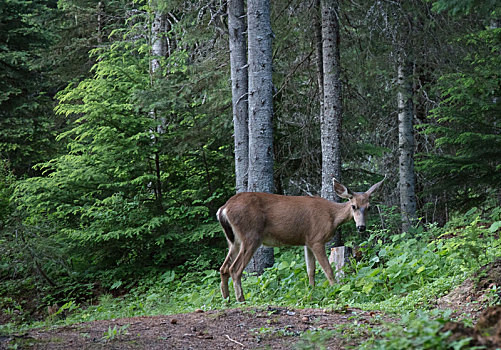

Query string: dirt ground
[437,259,501,349]
[436,259,501,319]
[1,306,384,349]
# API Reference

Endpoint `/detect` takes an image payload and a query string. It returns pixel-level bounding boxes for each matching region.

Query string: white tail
[217,177,385,301]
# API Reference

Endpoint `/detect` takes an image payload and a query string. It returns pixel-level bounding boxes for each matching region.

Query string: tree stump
[328,246,353,281]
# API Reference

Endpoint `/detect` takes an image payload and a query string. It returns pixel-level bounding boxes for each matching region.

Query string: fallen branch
[225,334,244,347]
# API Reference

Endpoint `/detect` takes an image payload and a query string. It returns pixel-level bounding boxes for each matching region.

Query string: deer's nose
[357,225,366,232]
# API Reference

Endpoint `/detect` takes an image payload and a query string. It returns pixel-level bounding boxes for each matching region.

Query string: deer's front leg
[309,243,335,285]
[304,246,316,286]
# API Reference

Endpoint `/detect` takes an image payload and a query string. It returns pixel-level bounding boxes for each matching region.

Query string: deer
[216,177,385,302]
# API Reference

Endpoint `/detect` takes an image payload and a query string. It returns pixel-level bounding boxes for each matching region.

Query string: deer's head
[333,177,385,233]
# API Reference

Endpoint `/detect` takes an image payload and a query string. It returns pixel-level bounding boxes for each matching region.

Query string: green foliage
[337,214,499,311]
[102,324,129,342]
[1,208,498,350]
[18,12,226,273]
[431,0,500,18]
[1,0,233,315]
[0,160,15,226]
[1,3,501,349]
[52,0,130,81]
[361,309,471,350]
[417,27,501,208]
[9,209,494,328]
[0,0,60,175]
[294,329,336,350]
[484,284,501,307]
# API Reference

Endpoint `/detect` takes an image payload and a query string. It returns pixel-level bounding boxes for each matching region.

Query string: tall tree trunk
[150,8,168,211]
[228,0,249,194]
[246,0,274,274]
[151,11,167,78]
[320,0,343,247]
[397,54,417,232]
[97,1,104,44]
[314,0,324,121]
[320,0,342,202]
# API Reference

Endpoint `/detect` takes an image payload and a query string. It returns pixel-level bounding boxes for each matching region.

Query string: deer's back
[223,192,337,246]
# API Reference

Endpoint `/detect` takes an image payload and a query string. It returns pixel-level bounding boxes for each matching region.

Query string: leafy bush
[361,309,472,350]
[337,215,499,311]
[0,160,15,227]
[417,28,501,209]
[3,14,232,295]
[0,7,234,328]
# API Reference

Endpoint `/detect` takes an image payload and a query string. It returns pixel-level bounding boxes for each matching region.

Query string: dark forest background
[0,0,499,328]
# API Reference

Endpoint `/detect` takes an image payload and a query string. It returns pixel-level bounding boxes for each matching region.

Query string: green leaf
[110,280,123,289]
[277,261,289,270]
[362,282,374,295]
[489,221,501,233]
[340,284,351,292]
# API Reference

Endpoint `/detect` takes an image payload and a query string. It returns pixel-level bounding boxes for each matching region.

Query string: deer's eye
[351,205,357,210]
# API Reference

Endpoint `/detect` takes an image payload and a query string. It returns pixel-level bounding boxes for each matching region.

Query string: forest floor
[2,259,501,349]
[3,306,388,349]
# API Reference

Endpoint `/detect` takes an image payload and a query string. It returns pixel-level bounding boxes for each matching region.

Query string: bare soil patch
[436,259,501,349]
[436,258,501,319]
[442,305,501,349]
[1,306,384,349]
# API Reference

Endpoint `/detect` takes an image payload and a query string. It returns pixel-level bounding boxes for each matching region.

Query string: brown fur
[217,178,384,302]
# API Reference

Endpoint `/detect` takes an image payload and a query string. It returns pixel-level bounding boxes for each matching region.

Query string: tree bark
[228,0,249,194]
[397,54,417,232]
[320,0,342,202]
[150,8,168,211]
[314,0,324,121]
[320,0,343,247]
[97,1,104,44]
[151,11,168,76]
[246,0,274,274]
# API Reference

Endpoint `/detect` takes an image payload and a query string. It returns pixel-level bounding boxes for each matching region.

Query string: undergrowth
[1,208,500,349]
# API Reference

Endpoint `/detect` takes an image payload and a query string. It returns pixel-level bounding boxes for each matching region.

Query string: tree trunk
[228,0,249,194]
[328,246,353,281]
[320,0,343,247]
[151,11,167,76]
[150,8,168,211]
[246,0,274,274]
[320,0,342,202]
[97,1,104,44]
[397,55,417,232]
[314,0,324,121]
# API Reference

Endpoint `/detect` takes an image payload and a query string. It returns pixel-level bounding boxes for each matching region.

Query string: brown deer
[217,177,385,301]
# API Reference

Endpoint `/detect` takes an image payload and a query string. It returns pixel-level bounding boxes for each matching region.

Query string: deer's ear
[366,175,386,196]
[333,178,353,199]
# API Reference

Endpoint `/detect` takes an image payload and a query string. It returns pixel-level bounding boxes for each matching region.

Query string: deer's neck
[332,201,353,227]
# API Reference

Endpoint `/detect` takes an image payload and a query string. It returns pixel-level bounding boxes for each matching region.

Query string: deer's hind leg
[220,241,239,300]
[229,234,262,302]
